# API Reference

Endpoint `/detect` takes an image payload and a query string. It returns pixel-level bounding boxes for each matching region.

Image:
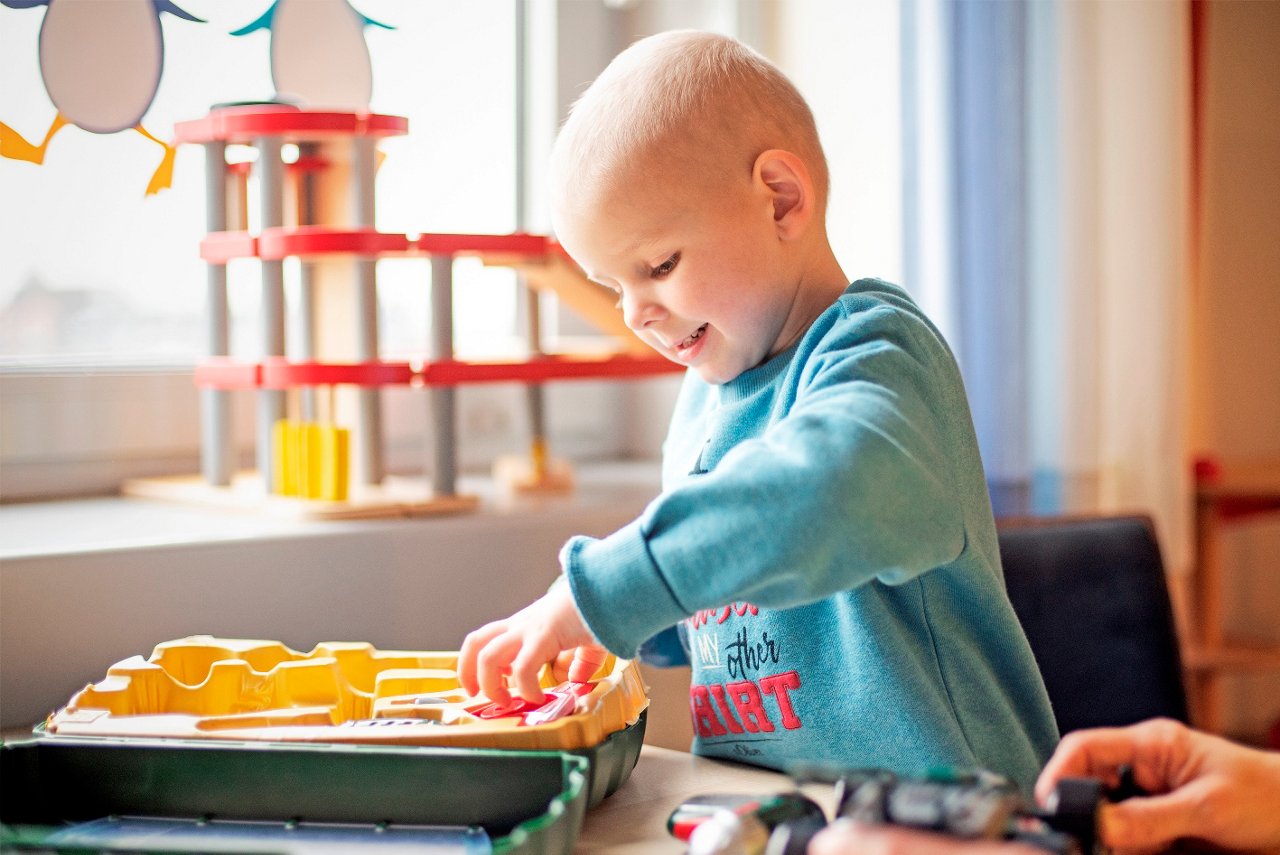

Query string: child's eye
[650,253,679,279]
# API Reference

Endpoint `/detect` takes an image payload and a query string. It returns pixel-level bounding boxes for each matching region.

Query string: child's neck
[795,239,850,316]
[769,241,849,359]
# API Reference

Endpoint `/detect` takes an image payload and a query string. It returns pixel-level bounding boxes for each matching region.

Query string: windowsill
[0,461,661,561]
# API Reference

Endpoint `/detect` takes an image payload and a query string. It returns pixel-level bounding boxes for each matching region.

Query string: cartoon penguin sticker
[231,0,392,112]
[0,0,204,195]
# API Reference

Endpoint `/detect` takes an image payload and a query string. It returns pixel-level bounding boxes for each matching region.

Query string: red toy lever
[469,681,595,723]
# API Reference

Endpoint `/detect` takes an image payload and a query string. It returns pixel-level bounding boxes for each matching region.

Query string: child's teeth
[680,326,706,348]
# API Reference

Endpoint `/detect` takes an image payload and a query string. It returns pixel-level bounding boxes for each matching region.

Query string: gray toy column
[429,255,457,496]
[352,134,384,486]
[514,0,548,480]
[255,134,287,491]
[296,141,319,424]
[201,140,233,486]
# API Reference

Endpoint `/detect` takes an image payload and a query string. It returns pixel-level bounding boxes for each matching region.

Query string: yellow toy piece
[318,422,350,500]
[272,419,349,501]
[272,420,299,496]
[47,636,648,751]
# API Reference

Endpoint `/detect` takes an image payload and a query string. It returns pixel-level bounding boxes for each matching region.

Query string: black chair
[998,515,1189,735]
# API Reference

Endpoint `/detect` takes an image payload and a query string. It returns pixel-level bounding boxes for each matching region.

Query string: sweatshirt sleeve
[563,301,969,658]
[636,625,690,668]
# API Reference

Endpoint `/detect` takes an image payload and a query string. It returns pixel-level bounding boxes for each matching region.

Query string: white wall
[766,0,905,287]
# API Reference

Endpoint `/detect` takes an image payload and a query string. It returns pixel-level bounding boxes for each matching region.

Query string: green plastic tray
[0,712,646,854]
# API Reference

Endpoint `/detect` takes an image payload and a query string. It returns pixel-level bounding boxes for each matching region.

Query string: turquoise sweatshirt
[561,279,1058,791]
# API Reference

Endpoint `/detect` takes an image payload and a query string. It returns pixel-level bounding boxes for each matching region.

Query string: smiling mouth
[675,325,708,351]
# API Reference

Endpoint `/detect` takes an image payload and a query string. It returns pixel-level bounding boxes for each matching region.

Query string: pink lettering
[708,684,745,734]
[688,670,805,740]
[690,684,727,737]
[687,602,759,630]
[760,670,802,730]
[726,680,775,733]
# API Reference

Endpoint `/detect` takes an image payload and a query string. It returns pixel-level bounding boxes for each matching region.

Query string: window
[0,0,905,501]
[0,1,516,364]
[1,1,524,500]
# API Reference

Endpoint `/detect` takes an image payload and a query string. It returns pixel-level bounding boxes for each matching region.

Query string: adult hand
[458,578,607,707]
[808,820,1044,855]
[1036,718,1280,854]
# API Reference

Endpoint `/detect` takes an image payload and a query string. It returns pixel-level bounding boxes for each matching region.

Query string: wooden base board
[492,454,575,497]
[122,473,479,521]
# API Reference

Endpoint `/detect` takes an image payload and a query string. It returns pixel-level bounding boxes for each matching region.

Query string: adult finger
[1035,719,1188,806]
[458,621,507,696]
[1035,727,1144,804]
[1098,790,1200,853]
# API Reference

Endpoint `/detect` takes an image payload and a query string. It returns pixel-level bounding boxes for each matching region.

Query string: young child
[459,30,1059,791]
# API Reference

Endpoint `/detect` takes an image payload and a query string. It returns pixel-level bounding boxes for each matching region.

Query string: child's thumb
[1101,794,1195,851]
[566,645,610,682]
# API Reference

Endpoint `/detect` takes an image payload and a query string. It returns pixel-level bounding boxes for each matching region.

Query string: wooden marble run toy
[46,635,649,752]
[123,104,681,518]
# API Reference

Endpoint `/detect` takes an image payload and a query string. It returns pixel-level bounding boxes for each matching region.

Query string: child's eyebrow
[583,235,674,286]
[634,235,671,256]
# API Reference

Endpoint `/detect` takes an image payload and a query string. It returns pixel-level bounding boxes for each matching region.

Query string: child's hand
[458,580,606,707]
[549,647,612,684]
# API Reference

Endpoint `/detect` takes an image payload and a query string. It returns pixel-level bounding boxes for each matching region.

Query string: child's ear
[753,149,812,239]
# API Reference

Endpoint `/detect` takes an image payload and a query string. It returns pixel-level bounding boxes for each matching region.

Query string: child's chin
[693,364,738,385]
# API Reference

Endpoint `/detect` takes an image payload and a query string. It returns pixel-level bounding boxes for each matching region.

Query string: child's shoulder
[814,278,946,353]
[786,278,964,395]
[837,277,921,316]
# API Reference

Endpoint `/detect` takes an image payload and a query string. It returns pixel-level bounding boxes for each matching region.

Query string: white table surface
[576,745,834,854]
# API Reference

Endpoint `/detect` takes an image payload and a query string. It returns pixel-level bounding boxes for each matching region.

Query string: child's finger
[550,649,577,682]
[458,621,507,697]
[476,631,522,707]
[566,645,610,683]
[509,643,551,705]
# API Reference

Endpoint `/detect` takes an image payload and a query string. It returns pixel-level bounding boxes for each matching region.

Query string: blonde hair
[551,30,829,212]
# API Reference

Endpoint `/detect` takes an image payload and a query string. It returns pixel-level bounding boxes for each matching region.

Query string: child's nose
[621,289,664,331]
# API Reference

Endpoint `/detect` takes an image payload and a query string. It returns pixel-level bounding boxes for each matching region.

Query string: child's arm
[464,298,973,703]
[562,303,972,660]
[636,625,689,667]
[457,578,608,707]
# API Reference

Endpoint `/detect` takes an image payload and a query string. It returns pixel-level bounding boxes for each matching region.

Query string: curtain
[901,0,1194,573]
